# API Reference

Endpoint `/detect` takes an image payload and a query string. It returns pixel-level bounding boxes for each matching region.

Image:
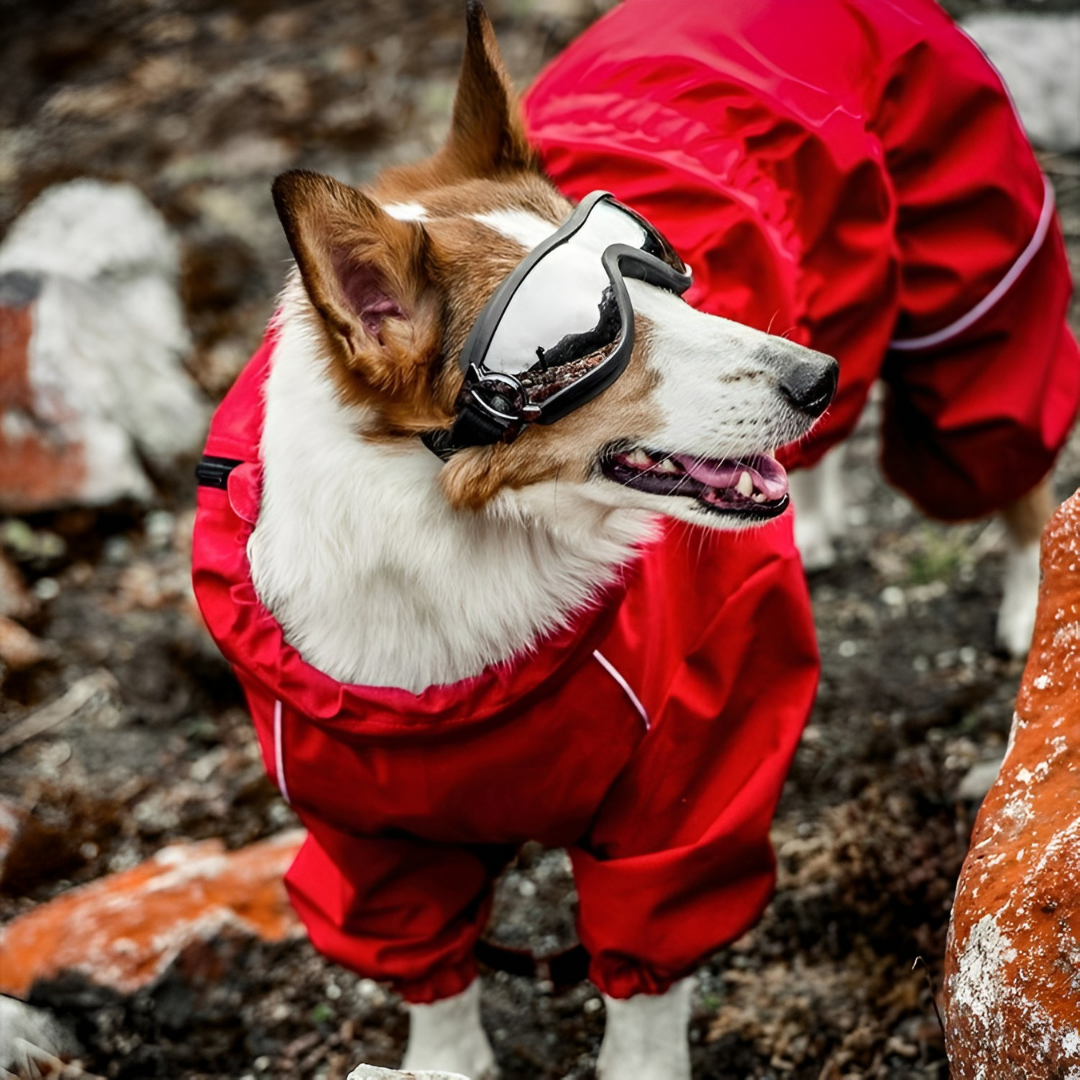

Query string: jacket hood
[191,332,630,739]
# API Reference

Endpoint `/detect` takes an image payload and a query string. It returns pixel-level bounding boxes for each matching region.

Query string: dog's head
[272,2,836,531]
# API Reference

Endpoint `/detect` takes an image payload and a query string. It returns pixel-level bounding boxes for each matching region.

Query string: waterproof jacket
[192,333,819,1000]
[525,0,1080,520]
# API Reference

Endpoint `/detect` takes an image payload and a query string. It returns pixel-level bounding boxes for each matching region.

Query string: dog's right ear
[443,1,538,177]
[272,170,443,400]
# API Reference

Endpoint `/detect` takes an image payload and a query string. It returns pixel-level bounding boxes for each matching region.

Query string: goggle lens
[483,198,684,378]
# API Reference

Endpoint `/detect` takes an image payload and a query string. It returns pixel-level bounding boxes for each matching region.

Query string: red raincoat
[525,0,1079,520]
[191,335,819,1001]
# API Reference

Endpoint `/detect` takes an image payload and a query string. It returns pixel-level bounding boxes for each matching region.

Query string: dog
[190,4,836,1077]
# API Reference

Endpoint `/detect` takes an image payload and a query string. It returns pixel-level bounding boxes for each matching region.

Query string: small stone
[955,755,1005,803]
[0,554,35,619]
[0,616,53,670]
[31,577,59,602]
[0,797,27,882]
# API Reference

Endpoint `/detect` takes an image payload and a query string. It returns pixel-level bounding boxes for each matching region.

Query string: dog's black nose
[779,354,838,418]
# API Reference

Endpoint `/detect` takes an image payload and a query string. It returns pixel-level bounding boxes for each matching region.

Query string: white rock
[347,1067,472,1080]
[0,180,208,512]
[0,996,75,1073]
[961,13,1080,152]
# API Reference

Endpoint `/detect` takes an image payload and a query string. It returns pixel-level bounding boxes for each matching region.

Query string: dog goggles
[423,191,691,459]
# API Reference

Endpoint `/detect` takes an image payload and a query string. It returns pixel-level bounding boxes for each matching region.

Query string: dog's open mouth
[601,448,790,518]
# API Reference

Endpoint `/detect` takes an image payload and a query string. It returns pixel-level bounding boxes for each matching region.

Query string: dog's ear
[272,170,443,399]
[444,2,538,177]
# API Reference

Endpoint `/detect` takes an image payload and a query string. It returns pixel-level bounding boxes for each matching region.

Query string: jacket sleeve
[876,9,1080,520]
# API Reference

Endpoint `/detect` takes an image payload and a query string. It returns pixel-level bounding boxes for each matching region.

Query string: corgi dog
[234,4,835,1078]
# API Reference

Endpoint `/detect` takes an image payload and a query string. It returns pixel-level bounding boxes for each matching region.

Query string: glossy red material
[524,0,1080,521]
[191,334,819,1001]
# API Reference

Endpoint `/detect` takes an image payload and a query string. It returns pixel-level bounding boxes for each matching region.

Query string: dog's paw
[401,982,498,1080]
[997,540,1040,658]
[790,451,846,572]
[596,979,692,1080]
[794,516,838,572]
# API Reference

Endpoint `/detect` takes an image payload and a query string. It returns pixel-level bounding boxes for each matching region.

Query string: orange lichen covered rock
[944,489,1080,1077]
[0,830,303,999]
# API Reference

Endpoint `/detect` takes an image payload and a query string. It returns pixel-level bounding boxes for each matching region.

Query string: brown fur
[440,317,661,509]
[271,3,669,509]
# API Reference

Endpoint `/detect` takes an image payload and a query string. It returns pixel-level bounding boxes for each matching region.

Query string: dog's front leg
[401,981,498,1080]
[596,977,693,1080]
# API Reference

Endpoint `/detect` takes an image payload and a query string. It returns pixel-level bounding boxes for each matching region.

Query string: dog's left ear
[443,1,539,177]
[272,170,445,406]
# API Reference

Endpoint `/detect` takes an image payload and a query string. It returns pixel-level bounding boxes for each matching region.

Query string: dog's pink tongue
[674,454,789,499]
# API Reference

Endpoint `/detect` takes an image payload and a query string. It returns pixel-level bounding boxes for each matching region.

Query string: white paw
[790,449,847,572]
[794,516,837,572]
[400,982,498,1080]
[596,978,693,1080]
[0,996,73,1073]
[997,541,1040,658]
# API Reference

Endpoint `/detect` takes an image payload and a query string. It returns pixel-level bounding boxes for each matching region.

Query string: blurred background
[0,0,1077,1077]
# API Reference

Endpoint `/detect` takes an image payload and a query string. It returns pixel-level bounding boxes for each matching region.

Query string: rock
[0,830,304,999]
[943,489,1080,1078]
[0,553,35,619]
[961,12,1080,152]
[0,797,27,883]
[0,615,53,671]
[348,1067,472,1080]
[0,179,209,512]
[954,752,1005,804]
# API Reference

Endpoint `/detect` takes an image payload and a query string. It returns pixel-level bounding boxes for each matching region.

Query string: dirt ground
[1,0,1079,1077]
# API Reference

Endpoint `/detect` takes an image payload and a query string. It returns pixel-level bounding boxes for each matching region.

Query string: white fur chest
[246,303,653,693]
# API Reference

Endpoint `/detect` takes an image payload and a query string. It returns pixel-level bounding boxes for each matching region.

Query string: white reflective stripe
[592,649,650,730]
[273,699,291,805]
[889,174,1056,352]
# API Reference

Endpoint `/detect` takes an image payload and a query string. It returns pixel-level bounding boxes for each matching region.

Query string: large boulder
[0,831,303,999]
[943,490,1080,1076]
[0,179,209,511]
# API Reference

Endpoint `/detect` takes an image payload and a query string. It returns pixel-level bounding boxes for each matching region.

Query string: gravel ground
[1,1,1079,1077]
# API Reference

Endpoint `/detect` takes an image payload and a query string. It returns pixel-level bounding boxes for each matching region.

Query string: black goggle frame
[423,192,692,460]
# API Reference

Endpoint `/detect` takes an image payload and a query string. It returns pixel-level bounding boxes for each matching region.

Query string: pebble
[32,577,59,601]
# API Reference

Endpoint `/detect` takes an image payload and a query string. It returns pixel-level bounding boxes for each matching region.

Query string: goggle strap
[420,396,520,460]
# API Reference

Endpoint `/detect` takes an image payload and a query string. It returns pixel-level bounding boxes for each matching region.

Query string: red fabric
[524,0,1079,521]
[191,333,819,1000]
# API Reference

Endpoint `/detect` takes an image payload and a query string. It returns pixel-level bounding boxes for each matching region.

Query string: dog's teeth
[752,492,766,503]
[655,458,679,474]
[626,449,653,468]
[736,471,754,497]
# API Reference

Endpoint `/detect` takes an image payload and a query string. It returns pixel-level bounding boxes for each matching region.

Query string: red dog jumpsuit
[193,0,1078,1005]
[525,0,1079,521]
[192,338,819,1002]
